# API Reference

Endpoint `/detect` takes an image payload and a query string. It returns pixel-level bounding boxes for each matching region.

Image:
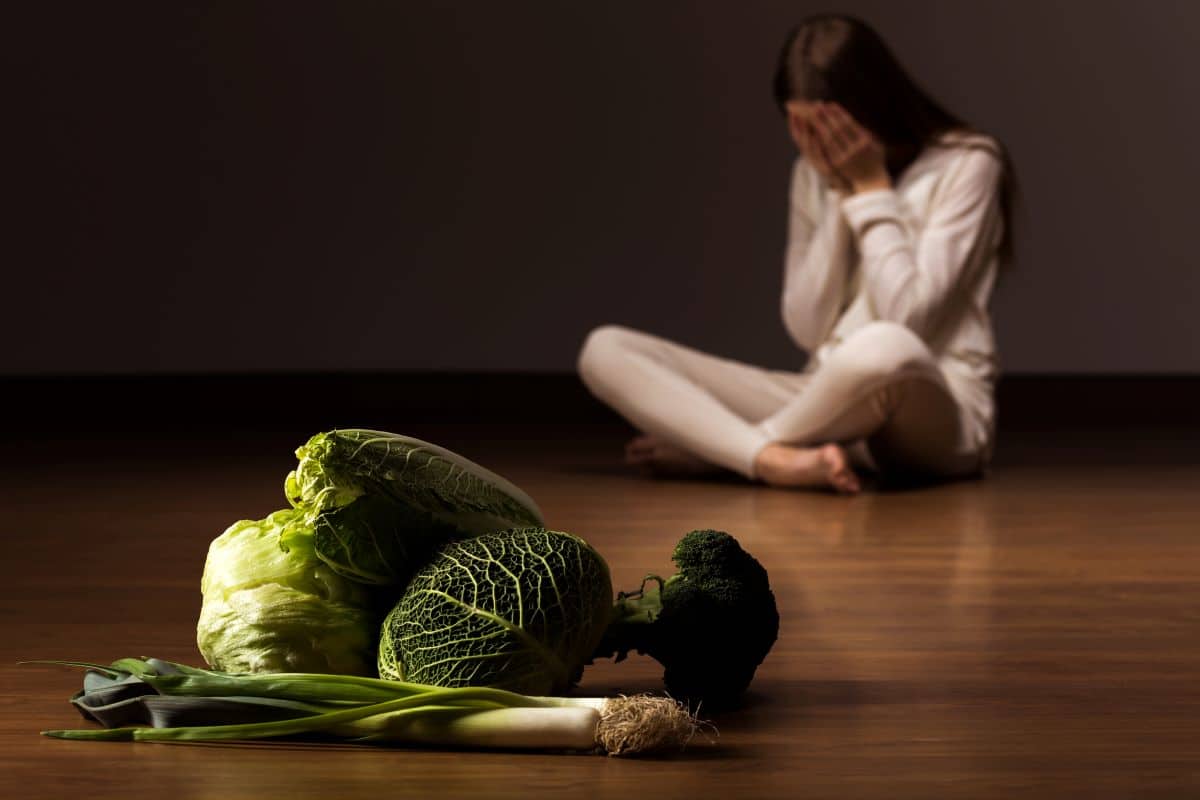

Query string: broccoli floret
[590,529,780,708]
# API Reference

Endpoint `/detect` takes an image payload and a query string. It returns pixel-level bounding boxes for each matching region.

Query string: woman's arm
[780,156,852,353]
[837,147,1004,340]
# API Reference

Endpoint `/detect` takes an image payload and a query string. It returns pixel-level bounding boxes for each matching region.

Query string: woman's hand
[786,101,853,194]
[805,101,892,195]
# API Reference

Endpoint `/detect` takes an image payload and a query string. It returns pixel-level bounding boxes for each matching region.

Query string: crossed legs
[577,321,981,492]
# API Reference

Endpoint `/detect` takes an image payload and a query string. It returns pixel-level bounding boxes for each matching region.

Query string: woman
[577,13,1019,493]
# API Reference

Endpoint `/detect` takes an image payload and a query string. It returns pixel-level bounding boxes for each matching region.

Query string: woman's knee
[832,321,933,381]
[577,324,638,388]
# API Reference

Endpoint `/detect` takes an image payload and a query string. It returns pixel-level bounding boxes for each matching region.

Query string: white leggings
[576,320,986,481]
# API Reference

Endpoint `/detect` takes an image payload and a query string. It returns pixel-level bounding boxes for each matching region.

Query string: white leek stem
[337,706,601,751]
[339,695,703,756]
[528,696,608,711]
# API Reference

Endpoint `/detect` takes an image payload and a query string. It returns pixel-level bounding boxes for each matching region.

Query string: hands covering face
[785,100,889,194]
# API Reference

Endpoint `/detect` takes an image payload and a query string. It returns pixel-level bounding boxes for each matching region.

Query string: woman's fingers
[806,126,845,188]
[829,104,873,163]
[826,104,860,142]
[809,109,849,173]
[790,112,817,160]
[791,100,883,193]
[788,106,851,192]
[790,110,818,159]
[806,118,839,172]
[789,111,808,151]
[813,103,849,156]
[820,102,877,167]
[799,120,818,158]
[804,122,831,170]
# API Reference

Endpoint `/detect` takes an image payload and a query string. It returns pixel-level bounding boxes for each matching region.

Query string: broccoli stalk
[590,529,780,709]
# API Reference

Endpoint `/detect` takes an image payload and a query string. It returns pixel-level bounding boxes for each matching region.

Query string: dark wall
[7,1,1199,375]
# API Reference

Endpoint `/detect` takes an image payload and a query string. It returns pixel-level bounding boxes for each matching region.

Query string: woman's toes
[831,470,861,494]
[820,444,861,494]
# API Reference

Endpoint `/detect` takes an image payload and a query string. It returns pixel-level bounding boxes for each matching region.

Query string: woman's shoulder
[930,128,1005,165]
[926,128,1006,191]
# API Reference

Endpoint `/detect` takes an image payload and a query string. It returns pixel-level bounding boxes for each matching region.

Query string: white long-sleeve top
[781,129,1006,459]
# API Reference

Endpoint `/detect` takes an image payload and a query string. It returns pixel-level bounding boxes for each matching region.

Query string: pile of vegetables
[197,430,545,676]
[37,428,780,755]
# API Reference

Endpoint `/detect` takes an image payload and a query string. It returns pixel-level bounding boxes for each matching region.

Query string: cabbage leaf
[282,430,544,586]
[197,509,376,675]
[378,528,613,696]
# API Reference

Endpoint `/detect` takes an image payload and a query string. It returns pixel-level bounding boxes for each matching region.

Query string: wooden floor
[1,423,1198,798]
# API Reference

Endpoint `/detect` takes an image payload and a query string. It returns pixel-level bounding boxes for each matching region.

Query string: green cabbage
[377,528,613,696]
[282,430,544,586]
[197,509,376,675]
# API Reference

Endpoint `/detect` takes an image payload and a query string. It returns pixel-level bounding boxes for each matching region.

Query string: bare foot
[752,442,862,494]
[624,435,723,477]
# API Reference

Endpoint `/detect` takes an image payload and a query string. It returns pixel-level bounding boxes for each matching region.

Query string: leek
[31,658,705,757]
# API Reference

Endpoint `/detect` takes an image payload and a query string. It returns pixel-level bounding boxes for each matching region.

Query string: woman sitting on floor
[577,13,1020,493]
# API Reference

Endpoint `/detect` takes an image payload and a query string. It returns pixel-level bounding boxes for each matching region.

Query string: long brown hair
[772,13,1019,268]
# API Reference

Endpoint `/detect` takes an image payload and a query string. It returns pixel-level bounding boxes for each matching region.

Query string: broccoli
[590,529,780,708]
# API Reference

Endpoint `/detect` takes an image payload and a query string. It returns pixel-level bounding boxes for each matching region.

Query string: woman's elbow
[782,316,818,353]
[781,300,820,352]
